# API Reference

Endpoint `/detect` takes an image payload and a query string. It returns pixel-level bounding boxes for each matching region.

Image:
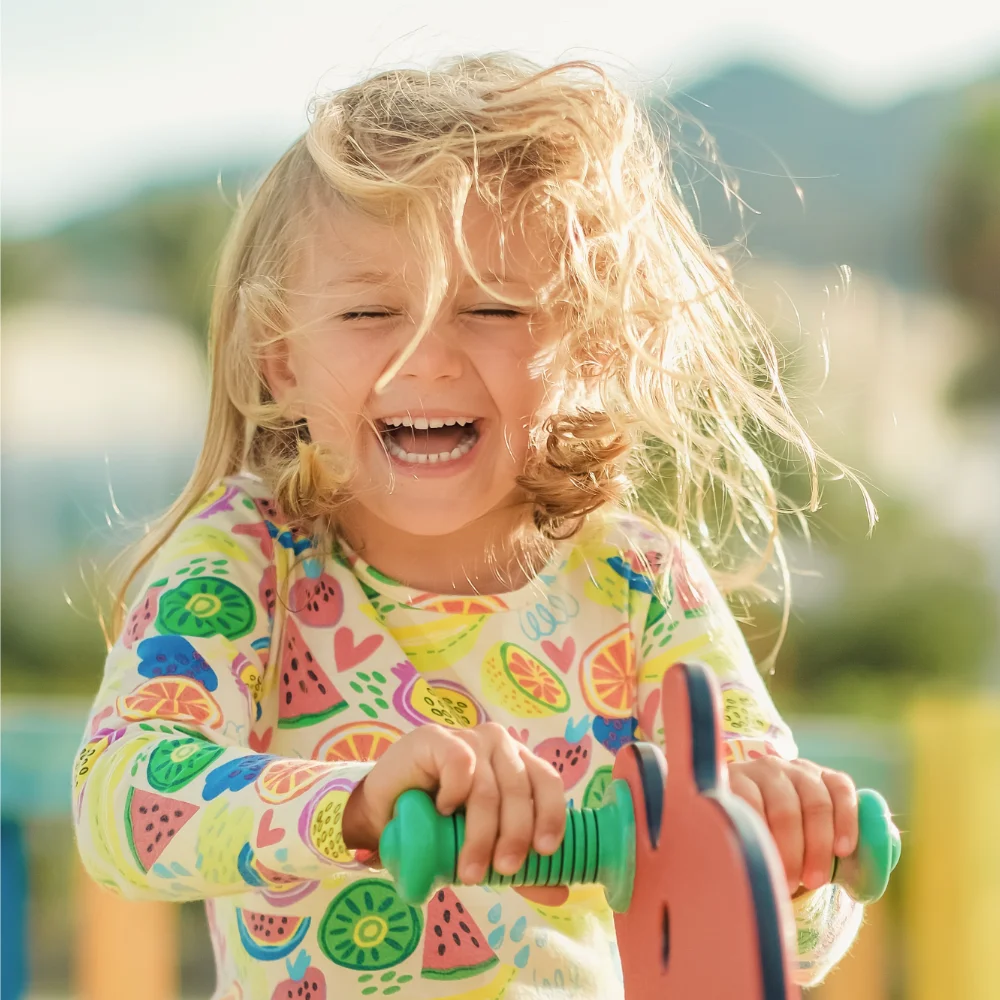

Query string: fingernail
[836,837,852,855]
[463,864,483,884]
[537,834,559,854]
[496,854,520,874]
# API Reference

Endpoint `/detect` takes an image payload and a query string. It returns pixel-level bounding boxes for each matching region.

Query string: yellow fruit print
[361,603,487,671]
[439,965,516,1000]
[412,680,483,727]
[721,683,771,738]
[171,524,250,563]
[527,884,613,938]
[89,733,158,889]
[74,734,111,797]
[567,544,630,612]
[189,481,235,517]
[239,660,263,705]
[196,799,254,885]
[481,642,570,717]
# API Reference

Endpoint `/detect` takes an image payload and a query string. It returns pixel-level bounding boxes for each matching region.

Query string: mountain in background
[3,59,997,333]
[664,60,997,288]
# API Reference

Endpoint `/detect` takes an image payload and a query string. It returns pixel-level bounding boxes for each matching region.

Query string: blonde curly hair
[106,54,869,647]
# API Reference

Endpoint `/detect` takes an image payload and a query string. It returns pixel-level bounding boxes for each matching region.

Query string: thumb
[352,728,478,838]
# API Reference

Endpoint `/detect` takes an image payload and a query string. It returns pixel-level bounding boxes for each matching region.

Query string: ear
[260,337,301,419]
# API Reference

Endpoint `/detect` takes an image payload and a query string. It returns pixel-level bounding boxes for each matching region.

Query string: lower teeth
[383,428,478,464]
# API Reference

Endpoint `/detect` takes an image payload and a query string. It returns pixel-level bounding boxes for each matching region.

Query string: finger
[521,749,567,855]
[428,731,478,817]
[787,765,835,890]
[361,725,475,832]
[822,769,859,858]
[453,732,501,885]
[484,727,535,875]
[757,769,805,891]
[728,770,767,822]
[515,885,570,906]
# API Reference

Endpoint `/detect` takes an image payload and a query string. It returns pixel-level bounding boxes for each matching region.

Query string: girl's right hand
[342,723,568,903]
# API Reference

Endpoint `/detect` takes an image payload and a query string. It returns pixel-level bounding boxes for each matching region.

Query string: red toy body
[612,663,801,999]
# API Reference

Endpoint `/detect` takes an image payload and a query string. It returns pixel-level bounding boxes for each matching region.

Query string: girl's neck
[335,502,554,597]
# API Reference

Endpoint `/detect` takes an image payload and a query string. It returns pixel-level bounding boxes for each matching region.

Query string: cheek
[478,342,555,429]
[295,337,384,434]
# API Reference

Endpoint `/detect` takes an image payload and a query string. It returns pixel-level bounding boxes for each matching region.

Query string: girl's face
[266,197,562,540]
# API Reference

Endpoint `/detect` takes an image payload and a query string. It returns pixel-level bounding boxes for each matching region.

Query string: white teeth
[383,427,479,465]
[380,416,474,428]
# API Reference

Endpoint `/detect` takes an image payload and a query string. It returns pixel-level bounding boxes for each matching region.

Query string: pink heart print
[256,809,285,848]
[541,637,576,674]
[248,727,273,753]
[334,627,383,671]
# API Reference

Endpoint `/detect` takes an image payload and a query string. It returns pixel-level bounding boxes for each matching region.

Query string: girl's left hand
[728,757,859,895]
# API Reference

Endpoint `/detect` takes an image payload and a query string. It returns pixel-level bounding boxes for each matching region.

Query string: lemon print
[637,635,713,687]
[89,733,157,889]
[528,884,613,937]
[171,524,250,563]
[571,544,630,612]
[196,799,254,885]
[430,964,516,1000]
[362,605,487,672]
[481,642,570,717]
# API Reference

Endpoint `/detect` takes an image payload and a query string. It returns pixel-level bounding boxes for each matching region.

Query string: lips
[376,416,481,465]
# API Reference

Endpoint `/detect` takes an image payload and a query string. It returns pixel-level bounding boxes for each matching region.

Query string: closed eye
[465,308,523,318]
[340,310,401,321]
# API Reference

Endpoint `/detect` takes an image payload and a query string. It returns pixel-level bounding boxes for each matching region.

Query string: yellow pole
[905,695,1000,1000]
[75,860,178,1000]
[813,897,888,1000]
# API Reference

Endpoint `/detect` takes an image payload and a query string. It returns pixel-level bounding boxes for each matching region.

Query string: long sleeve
[633,536,863,987]
[72,478,374,902]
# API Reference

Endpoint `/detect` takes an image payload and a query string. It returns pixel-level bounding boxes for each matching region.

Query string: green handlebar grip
[379,782,900,910]
[831,787,902,903]
[379,780,636,911]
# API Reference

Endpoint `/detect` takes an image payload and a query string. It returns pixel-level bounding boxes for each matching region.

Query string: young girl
[74,56,867,998]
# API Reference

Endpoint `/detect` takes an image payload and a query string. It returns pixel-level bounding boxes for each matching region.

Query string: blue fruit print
[203,754,278,801]
[136,635,218,691]
[592,716,637,753]
[605,556,655,594]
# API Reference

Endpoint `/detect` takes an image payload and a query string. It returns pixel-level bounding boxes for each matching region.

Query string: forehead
[300,194,553,289]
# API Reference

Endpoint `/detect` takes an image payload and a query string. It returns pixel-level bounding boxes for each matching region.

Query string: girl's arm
[72,479,373,902]
[632,536,863,988]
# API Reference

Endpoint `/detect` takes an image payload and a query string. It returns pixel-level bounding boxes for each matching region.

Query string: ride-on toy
[379,662,901,999]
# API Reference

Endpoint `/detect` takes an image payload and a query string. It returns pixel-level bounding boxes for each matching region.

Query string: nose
[393,323,464,383]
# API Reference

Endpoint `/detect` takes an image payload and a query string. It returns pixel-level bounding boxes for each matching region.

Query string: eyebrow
[323,269,397,288]
[323,268,529,289]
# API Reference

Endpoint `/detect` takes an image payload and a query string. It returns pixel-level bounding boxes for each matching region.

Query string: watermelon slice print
[125,788,198,872]
[279,617,347,729]
[422,887,498,981]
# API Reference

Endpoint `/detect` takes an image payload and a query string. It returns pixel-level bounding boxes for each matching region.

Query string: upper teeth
[381,417,475,430]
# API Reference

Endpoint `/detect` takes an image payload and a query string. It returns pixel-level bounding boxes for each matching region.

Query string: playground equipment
[381,662,902,999]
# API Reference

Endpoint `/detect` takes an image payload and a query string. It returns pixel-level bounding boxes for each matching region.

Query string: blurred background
[2,2,999,998]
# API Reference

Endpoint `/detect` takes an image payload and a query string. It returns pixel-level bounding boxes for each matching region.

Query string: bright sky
[3,0,999,235]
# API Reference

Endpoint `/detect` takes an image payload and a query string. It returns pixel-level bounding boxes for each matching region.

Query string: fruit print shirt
[74,473,862,999]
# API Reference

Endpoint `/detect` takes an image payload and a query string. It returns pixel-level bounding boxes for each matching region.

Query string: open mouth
[376,416,481,465]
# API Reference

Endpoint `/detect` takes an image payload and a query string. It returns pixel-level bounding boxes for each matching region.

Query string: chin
[369,499,490,537]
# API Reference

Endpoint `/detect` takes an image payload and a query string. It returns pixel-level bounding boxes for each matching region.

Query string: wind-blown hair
[105,54,869,648]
